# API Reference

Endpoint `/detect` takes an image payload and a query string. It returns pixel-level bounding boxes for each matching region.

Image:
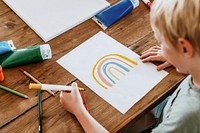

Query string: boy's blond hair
[150,0,200,53]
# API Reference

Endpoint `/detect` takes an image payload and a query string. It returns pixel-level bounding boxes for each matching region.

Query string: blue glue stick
[93,0,139,30]
[0,40,16,55]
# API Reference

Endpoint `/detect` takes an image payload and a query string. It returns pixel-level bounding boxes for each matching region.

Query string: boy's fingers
[71,82,78,91]
[142,46,160,54]
[60,91,63,97]
[157,62,171,71]
[140,51,158,59]
[59,91,64,103]
[60,91,67,97]
[141,55,160,62]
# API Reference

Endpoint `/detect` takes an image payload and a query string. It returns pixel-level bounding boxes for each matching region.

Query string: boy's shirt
[152,75,200,133]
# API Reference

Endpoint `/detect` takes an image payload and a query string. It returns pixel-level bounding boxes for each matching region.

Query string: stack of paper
[3,0,110,42]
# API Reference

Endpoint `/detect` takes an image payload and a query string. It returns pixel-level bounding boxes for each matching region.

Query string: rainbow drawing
[92,54,138,90]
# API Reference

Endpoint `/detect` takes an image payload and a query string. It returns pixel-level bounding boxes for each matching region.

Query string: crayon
[0,85,28,99]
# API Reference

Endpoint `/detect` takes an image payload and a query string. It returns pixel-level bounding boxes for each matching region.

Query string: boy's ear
[178,38,194,57]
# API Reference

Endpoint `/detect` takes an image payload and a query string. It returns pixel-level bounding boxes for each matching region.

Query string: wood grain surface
[0,0,186,132]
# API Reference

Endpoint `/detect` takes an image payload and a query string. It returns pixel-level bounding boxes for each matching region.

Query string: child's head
[150,0,200,54]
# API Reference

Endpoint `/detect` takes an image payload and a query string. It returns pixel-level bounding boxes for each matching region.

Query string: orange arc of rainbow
[92,54,138,90]
[108,67,125,81]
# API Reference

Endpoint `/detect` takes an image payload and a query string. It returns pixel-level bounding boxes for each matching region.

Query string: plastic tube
[93,0,139,30]
[0,40,16,54]
[0,44,52,68]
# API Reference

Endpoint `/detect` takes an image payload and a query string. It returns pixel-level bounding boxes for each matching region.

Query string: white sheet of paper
[3,0,110,42]
[57,31,168,114]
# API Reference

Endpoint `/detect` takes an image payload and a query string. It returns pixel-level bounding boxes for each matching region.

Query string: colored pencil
[0,85,28,99]
[19,68,55,96]
[19,68,43,132]
[38,90,42,133]
[81,90,89,111]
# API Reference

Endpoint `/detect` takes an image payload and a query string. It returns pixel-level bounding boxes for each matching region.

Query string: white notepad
[57,31,168,114]
[3,0,110,42]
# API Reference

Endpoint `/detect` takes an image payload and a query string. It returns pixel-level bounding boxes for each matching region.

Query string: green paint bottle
[0,44,52,68]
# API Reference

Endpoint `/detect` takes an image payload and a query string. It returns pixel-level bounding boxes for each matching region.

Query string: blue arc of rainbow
[103,62,130,84]
[92,54,138,90]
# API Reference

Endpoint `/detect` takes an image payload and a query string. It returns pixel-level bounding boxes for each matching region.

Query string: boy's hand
[140,46,171,71]
[60,82,85,115]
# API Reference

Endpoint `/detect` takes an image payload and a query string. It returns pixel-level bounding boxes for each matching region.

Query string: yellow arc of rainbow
[92,54,138,90]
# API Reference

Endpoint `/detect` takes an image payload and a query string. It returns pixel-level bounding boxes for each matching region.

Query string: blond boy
[60,0,200,132]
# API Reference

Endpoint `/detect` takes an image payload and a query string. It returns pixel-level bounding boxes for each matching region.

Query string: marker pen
[29,83,84,91]
[142,0,152,7]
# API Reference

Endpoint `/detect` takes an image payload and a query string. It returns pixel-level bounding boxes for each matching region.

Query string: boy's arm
[74,107,109,133]
[60,82,109,133]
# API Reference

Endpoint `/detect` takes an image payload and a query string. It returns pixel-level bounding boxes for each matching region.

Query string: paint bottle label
[40,44,52,60]
[0,40,16,54]
[0,44,52,68]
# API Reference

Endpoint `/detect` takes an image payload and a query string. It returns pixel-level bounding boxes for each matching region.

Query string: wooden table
[0,0,186,132]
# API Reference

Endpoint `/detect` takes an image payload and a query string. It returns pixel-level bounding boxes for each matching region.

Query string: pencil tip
[19,68,25,72]
[50,92,55,96]
[46,90,55,96]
